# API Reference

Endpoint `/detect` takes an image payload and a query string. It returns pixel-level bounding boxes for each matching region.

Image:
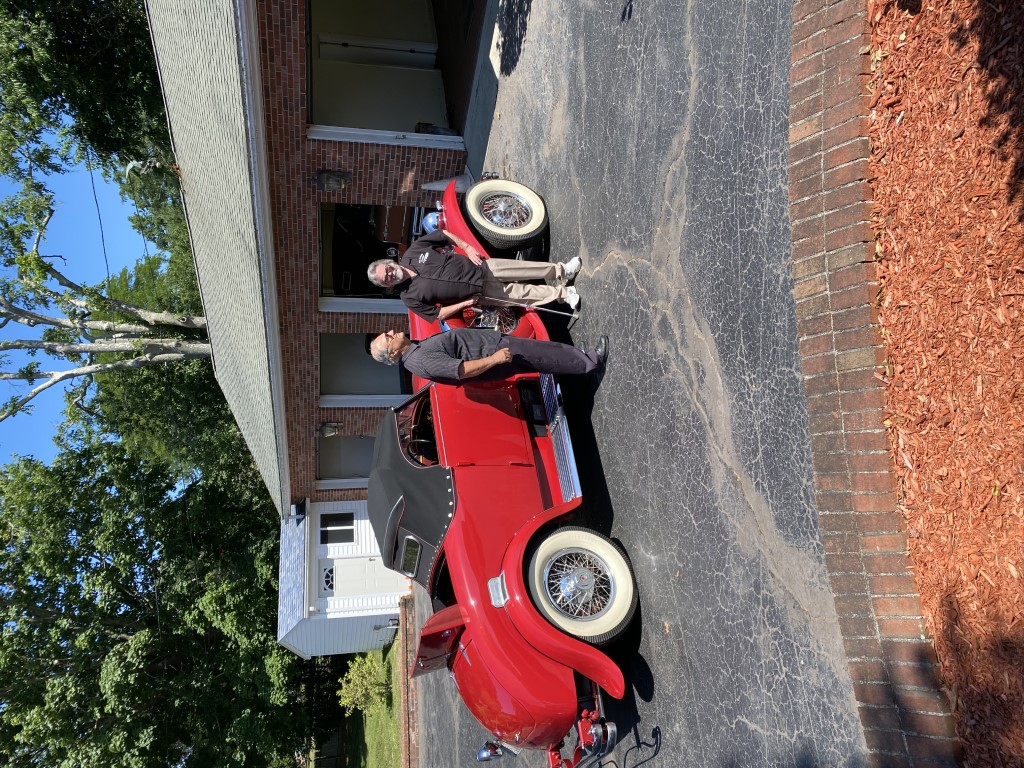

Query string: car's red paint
[432,384,534,467]
[442,490,628,701]
[437,180,491,262]
[397,364,625,760]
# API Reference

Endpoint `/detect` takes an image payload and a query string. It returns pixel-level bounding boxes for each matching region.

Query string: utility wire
[84,145,112,292]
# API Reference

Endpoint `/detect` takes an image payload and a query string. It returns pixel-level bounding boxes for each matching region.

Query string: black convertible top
[367,391,455,586]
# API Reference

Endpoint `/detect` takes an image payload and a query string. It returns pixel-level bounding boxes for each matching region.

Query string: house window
[320,512,355,545]
[321,563,335,596]
[317,434,376,482]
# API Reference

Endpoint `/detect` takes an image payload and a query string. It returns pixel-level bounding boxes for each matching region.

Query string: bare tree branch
[31,259,207,330]
[30,209,54,256]
[8,213,207,331]
[69,374,96,416]
[0,338,205,355]
[0,347,212,423]
[0,299,152,335]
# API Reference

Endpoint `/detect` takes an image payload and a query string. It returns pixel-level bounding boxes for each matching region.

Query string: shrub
[337,653,389,715]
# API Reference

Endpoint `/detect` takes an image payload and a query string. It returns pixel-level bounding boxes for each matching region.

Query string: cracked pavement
[415,0,869,765]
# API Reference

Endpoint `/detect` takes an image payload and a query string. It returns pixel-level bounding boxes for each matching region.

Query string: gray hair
[370,334,398,365]
[367,258,396,287]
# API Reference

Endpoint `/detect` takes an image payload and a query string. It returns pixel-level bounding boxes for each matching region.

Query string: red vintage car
[368,179,638,767]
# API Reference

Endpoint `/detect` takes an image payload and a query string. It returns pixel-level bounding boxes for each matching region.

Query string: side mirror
[475,741,504,761]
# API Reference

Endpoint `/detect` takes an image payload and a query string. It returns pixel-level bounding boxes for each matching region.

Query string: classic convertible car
[368,293,638,766]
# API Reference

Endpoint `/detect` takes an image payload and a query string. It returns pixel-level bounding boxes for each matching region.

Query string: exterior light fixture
[319,423,341,438]
[315,169,352,191]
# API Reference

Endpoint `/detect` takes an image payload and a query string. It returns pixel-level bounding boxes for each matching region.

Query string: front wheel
[527,527,638,645]
[464,179,547,248]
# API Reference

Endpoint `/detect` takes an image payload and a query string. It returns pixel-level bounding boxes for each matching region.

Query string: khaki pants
[479,258,568,307]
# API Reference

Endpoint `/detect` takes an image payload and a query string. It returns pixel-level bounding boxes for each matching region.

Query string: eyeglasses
[382,264,400,284]
[382,330,396,357]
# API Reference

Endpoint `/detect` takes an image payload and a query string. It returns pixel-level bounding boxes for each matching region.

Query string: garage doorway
[309,0,450,132]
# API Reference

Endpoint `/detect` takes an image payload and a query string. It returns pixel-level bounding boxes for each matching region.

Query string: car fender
[438,180,491,261]
[443,511,581,747]
[501,498,627,699]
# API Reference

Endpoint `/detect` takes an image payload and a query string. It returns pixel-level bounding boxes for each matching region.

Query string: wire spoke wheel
[527,527,638,645]
[545,548,614,620]
[479,192,532,229]
[464,179,548,248]
[468,306,519,334]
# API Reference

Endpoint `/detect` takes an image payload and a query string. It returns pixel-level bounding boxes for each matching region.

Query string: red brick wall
[254,0,466,505]
[788,1,961,765]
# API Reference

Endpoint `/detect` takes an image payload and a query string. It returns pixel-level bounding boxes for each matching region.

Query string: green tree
[0,0,174,255]
[337,653,390,716]
[0,203,211,424]
[0,0,167,166]
[0,0,206,426]
[0,422,307,768]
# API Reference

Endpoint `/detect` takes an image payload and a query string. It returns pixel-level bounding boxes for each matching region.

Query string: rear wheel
[527,527,638,645]
[464,179,547,248]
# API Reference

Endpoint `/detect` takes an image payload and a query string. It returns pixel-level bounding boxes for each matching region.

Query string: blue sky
[0,167,149,464]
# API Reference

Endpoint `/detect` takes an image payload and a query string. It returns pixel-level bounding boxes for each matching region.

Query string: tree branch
[33,259,207,330]
[31,209,54,257]
[0,348,212,423]
[0,338,206,355]
[0,299,152,335]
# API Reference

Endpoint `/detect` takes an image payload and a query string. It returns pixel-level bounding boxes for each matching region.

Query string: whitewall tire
[464,179,547,247]
[527,527,638,645]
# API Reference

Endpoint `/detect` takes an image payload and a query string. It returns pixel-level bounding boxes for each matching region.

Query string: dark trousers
[493,335,600,377]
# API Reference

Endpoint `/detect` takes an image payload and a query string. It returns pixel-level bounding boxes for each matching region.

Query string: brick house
[146,0,492,656]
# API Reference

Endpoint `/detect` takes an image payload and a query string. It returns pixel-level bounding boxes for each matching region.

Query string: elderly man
[367,228,582,324]
[367,327,609,385]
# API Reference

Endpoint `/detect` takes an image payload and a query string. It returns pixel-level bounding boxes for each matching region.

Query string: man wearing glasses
[366,228,583,324]
[367,328,609,385]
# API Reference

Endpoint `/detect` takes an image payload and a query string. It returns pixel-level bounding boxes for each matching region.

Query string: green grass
[360,641,402,768]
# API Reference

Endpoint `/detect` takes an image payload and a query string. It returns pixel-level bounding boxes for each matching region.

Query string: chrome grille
[539,374,581,502]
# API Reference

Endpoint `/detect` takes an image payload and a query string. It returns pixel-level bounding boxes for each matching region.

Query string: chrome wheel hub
[479,192,531,229]
[544,549,614,620]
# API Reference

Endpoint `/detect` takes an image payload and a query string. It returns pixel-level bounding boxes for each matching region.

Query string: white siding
[281,610,403,657]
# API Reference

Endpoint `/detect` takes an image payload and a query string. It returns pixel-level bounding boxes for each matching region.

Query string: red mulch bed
[868,1,1024,765]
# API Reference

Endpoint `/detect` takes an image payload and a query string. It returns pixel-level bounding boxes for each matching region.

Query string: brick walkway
[788,1,962,765]
[398,595,418,768]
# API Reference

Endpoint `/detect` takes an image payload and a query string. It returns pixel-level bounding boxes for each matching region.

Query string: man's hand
[458,346,513,378]
[442,228,483,265]
[437,297,479,321]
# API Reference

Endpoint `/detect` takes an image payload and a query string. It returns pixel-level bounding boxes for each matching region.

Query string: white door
[317,557,408,599]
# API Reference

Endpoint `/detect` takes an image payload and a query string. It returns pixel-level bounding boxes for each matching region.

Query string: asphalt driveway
[416,0,870,765]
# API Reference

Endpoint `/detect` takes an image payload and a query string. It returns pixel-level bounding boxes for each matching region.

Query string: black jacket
[398,231,483,322]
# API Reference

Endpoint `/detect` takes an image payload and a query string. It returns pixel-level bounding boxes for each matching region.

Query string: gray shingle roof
[146,0,290,515]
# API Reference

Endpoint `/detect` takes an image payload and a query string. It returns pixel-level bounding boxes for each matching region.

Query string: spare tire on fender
[464,179,548,248]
